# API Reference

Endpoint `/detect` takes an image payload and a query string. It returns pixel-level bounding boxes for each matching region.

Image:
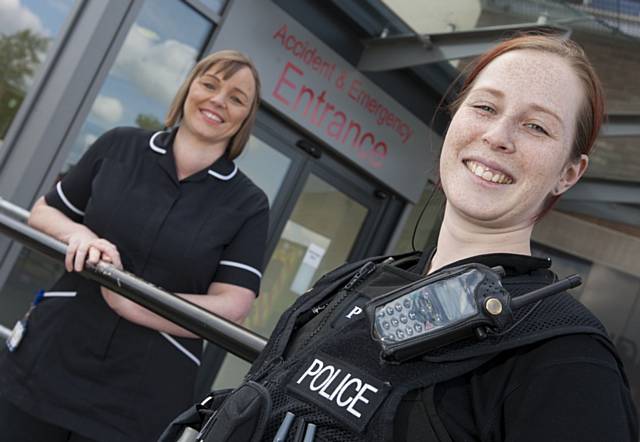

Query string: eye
[202,82,216,91]
[472,104,496,114]
[525,122,549,136]
[230,96,245,105]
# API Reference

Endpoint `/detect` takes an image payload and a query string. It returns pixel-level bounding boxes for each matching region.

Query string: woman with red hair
[163,35,637,442]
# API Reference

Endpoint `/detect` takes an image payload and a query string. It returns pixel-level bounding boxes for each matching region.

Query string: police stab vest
[162,253,612,442]
[236,253,610,442]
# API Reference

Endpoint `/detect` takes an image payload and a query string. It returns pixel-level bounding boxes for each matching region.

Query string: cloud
[111,24,198,106]
[84,133,98,147]
[90,95,124,125]
[0,0,47,36]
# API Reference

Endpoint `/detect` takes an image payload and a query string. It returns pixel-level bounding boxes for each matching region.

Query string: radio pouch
[158,388,233,442]
[196,381,271,442]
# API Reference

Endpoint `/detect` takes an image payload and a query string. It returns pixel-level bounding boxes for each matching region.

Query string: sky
[0,0,214,168]
[73,0,213,168]
[0,0,74,37]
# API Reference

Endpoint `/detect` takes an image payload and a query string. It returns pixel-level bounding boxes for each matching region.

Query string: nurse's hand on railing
[65,228,122,272]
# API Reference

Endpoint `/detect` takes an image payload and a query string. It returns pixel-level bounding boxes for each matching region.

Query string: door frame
[252,109,401,266]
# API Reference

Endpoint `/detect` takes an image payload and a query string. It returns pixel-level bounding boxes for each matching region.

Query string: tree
[135,113,164,131]
[0,29,50,139]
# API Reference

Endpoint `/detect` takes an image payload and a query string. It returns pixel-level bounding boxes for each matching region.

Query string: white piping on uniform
[219,260,262,278]
[56,182,84,216]
[149,131,168,154]
[43,291,77,297]
[200,396,213,406]
[159,332,200,366]
[207,163,237,181]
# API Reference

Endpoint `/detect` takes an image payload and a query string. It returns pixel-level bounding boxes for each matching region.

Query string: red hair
[446,33,605,218]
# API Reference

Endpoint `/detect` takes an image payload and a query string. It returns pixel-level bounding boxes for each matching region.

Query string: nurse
[0,50,268,441]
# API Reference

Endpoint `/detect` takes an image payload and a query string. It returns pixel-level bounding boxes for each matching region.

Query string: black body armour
[163,253,611,442]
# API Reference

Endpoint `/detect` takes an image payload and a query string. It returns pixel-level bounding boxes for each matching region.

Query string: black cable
[411,182,439,252]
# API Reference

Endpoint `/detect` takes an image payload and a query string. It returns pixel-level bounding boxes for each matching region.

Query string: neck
[174,126,227,180]
[428,202,533,274]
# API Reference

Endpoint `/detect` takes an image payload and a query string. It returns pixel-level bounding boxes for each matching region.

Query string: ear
[552,154,589,196]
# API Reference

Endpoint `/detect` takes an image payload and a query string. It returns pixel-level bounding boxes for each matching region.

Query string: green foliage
[135,113,164,131]
[0,29,50,139]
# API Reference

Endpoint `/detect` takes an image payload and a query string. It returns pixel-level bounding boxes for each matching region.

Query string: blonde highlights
[165,50,261,160]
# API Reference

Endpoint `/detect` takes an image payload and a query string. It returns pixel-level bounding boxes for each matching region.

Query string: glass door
[213,133,385,388]
[247,172,370,336]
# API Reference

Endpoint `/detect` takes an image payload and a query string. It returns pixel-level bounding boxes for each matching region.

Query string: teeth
[203,111,222,123]
[465,160,513,184]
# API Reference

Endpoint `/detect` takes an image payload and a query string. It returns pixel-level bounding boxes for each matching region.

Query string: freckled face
[181,65,256,148]
[439,50,585,228]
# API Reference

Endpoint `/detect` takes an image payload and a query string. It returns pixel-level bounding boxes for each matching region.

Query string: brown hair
[165,50,261,160]
[446,33,605,216]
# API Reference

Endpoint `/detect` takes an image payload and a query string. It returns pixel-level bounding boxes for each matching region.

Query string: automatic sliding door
[248,173,368,336]
[214,164,377,388]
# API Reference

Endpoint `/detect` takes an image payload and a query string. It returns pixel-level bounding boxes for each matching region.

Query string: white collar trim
[208,163,238,181]
[149,131,167,154]
[150,130,237,181]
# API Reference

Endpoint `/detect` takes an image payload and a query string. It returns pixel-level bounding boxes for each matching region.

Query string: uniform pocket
[7,292,77,376]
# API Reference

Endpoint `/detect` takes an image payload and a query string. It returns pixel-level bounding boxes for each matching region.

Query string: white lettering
[346,383,379,418]
[319,368,342,399]
[346,305,363,319]
[328,373,351,400]
[336,378,362,407]
[310,365,335,391]
[295,358,381,420]
[297,358,323,384]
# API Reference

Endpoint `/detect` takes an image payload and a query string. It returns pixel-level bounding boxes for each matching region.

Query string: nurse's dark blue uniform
[0,126,269,441]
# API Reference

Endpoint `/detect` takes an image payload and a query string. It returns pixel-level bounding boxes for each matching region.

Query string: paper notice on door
[291,243,327,295]
[302,243,325,268]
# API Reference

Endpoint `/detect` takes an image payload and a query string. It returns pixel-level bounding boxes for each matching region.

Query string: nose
[482,116,515,153]
[208,91,226,108]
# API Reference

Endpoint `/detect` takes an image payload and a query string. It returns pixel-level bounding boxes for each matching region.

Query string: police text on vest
[296,358,378,418]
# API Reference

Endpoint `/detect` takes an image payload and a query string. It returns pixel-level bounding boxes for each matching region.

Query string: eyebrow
[470,87,563,124]
[202,73,250,99]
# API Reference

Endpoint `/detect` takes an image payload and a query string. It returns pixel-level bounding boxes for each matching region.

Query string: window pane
[64,0,213,171]
[199,0,227,16]
[0,0,75,144]
[235,135,291,206]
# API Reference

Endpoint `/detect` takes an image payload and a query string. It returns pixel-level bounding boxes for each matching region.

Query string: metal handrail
[0,197,267,362]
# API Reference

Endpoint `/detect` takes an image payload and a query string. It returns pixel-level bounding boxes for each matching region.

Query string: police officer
[0,50,269,442]
[163,35,637,442]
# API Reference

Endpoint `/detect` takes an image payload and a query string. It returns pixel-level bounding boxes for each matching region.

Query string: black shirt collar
[417,246,552,276]
[148,128,238,182]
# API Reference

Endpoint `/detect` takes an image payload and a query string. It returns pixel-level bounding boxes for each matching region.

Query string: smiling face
[181,65,256,149]
[439,49,588,229]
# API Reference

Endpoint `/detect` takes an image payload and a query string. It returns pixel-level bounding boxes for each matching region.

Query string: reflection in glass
[0,0,213,328]
[63,0,213,171]
[235,135,290,205]
[214,174,369,388]
[0,0,75,143]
